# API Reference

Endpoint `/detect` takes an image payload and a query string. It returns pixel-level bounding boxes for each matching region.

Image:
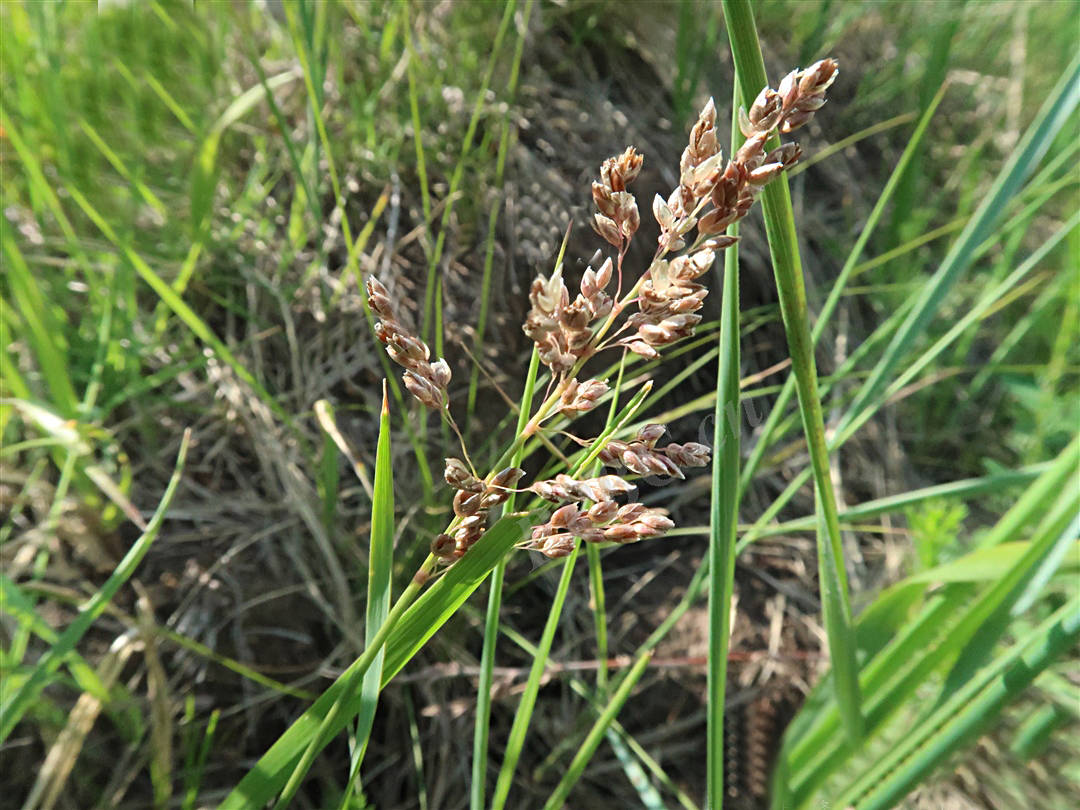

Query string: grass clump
[3,1,1077,808]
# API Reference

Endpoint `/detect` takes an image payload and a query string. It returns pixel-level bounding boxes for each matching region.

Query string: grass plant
[3,1,1076,808]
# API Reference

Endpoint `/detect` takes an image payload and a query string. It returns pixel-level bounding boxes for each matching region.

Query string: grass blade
[586,351,629,701]
[707,79,744,806]
[723,0,862,740]
[471,349,541,809]
[3,226,78,417]
[481,608,699,810]
[841,49,1080,431]
[221,514,530,809]
[380,525,534,688]
[739,82,948,496]
[338,384,396,806]
[467,0,536,429]
[180,708,220,810]
[0,428,191,743]
[0,576,109,702]
[540,652,652,810]
[273,386,397,810]
[837,595,1080,810]
[418,0,517,344]
[732,461,1052,541]
[739,198,1077,552]
[783,437,1080,805]
[63,185,294,430]
[490,544,582,810]
[190,69,301,234]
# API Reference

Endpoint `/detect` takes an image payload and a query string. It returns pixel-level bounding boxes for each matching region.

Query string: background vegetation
[2,1,1077,808]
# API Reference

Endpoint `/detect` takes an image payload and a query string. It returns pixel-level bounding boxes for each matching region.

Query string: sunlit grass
[3,1,1077,808]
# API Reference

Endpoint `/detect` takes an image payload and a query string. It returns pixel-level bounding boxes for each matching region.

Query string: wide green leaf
[221,514,530,809]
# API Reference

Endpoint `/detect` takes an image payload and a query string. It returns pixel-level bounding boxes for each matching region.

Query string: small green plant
[906,498,968,570]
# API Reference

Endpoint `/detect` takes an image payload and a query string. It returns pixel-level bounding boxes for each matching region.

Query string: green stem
[588,354,627,698]
[540,652,652,810]
[490,544,582,810]
[471,350,541,810]
[707,80,743,808]
[722,0,862,741]
[586,543,609,696]
[273,556,435,809]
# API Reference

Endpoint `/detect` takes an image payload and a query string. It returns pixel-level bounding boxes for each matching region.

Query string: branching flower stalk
[253,57,843,808]
[366,58,839,570]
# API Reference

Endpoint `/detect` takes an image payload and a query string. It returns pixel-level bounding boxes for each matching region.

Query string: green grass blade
[787,445,1076,787]
[540,652,651,810]
[191,69,301,233]
[739,82,947,496]
[338,384,396,806]
[585,542,609,694]
[490,544,582,810]
[3,227,78,417]
[587,351,629,701]
[272,392,401,810]
[403,687,430,810]
[472,348,541,810]
[723,0,862,741]
[0,428,190,743]
[419,0,517,344]
[140,68,197,134]
[1010,703,1070,761]
[402,1,432,227]
[380,517,533,686]
[1012,512,1079,616]
[783,437,1080,804]
[0,108,92,272]
[737,65,1077,548]
[481,606,699,810]
[883,7,960,252]
[64,185,294,430]
[603,728,670,810]
[931,482,1079,708]
[223,555,435,809]
[840,50,1080,431]
[239,32,321,228]
[739,162,1076,552]
[707,79,744,807]
[0,576,109,702]
[180,708,220,810]
[789,443,1077,778]
[735,462,1050,540]
[153,626,314,701]
[837,594,1080,810]
[466,0,535,429]
[280,1,433,496]
[77,117,166,217]
[851,211,1080,441]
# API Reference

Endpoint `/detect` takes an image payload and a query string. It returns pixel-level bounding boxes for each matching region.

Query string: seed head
[559,377,609,416]
[663,442,711,468]
[403,370,444,410]
[445,457,483,492]
[431,533,457,561]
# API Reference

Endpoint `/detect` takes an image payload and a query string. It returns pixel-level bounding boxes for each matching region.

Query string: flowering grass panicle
[366,60,840,569]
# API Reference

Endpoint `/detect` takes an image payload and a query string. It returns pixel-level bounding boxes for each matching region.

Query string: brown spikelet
[366,276,452,410]
[529,498,674,557]
[437,57,839,567]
